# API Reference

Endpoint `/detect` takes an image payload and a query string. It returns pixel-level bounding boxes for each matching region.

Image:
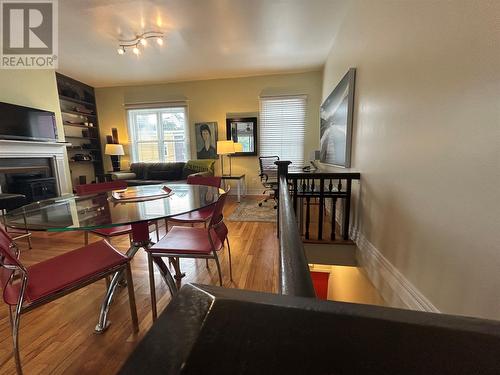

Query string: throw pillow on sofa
[182,160,215,178]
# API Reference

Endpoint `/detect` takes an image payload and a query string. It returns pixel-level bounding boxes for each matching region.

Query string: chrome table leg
[152,257,178,296]
[95,221,152,333]
[94,242,145,333]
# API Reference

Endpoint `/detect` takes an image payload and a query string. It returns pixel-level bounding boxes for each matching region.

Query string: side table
[221,174,246,203]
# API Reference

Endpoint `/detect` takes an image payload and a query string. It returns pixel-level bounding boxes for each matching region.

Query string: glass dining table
[4,184,222,333]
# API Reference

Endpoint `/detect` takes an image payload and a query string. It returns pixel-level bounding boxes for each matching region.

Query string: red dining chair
[165,175,222,273]
[165,175,222,228]
[147,188,232,320]
[0,227,138,375]
[76,181,160,245]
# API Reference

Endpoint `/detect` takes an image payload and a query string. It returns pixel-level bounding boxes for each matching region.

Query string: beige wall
[0,70,71,189]
[322,0,499,319]
[95,71,322,192]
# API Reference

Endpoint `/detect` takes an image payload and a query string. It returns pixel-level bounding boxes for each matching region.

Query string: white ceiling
[57,0,346,87]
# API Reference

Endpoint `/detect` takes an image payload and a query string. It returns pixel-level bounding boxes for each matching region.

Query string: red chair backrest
[76,181,127,196]
[0,227,24,303]
[208,189,229,242]
[187,175,222,188]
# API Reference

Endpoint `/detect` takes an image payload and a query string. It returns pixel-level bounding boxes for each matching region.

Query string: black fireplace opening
[0,158,58,203]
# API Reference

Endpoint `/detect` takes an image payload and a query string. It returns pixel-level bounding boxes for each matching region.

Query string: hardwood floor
[0,196,383,374]
[0,198,278,374]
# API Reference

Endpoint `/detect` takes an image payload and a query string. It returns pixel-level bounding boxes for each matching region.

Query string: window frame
[258,95,307,166]
[126,105,190,163]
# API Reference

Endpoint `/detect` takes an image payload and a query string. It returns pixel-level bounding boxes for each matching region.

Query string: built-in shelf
[57,72,104,187]
[61,110,96,118]
[63,122,97,129]
[66,145,101,151]
[64,136,98,140]
[69,160,100,163]
[59,95,96,107]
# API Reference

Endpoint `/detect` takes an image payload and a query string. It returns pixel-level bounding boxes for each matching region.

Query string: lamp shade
[234,143,244,152]
[105,144,125,156]
[217,140,235,155]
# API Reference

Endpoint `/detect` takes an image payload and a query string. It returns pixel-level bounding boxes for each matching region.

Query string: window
[259,95,306,166]
[127,106,189,163]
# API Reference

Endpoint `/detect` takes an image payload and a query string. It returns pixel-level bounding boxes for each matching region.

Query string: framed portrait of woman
[195,122,218,159]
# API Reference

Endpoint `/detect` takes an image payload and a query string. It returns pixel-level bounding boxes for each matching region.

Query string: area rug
[226,200,277,222]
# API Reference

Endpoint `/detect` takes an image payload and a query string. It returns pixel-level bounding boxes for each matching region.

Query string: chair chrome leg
[11,306,23,375]
[226,238,233,281]
[26,235,32,250]
[84,231,89,245]
[213,252,223,286]
[125,263,139,333]
[204,221,210,268]
[155,222,159,242]
[147,253,158,321]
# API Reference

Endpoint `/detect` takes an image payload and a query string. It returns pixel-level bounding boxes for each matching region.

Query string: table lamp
[234,143,244,153]
[217,140,235,176]
[105,143,125,172]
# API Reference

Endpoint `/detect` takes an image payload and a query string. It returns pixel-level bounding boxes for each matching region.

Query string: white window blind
[126,106,190,163]
[259,95,306,166]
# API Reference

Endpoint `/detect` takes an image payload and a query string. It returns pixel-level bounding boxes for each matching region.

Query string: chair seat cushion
[149,226,222,255]
[168,206,214,223]
[91,225,132,237]
[4,240,128,305]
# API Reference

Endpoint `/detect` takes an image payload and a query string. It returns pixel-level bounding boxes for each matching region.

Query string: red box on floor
[310,271,330,300]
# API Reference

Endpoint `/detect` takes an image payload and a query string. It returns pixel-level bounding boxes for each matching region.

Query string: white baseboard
[227,188,271,196]
[351,228,439,313]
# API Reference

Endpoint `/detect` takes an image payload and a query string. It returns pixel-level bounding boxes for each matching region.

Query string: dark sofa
[111,160,215,186]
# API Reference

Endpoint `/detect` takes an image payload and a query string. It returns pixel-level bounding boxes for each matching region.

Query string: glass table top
[5,184,221,232]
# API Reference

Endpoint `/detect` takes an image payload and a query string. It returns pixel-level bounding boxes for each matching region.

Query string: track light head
[118,31,164,56]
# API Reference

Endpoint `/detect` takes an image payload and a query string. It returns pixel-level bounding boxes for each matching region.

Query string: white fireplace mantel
[0,139,70,195]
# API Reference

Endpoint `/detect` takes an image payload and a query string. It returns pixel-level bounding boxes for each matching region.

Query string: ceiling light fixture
[117,31,164,55]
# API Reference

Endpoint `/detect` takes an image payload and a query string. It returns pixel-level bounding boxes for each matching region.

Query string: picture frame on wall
[319,68,356,167]
[226,116,258,156]
[195,122,218,159]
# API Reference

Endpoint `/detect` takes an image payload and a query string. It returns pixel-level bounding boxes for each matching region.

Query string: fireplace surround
[0,139,70,200]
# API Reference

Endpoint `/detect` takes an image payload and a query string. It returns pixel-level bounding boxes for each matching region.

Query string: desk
[221,174,246,202]
[5,184,222,332]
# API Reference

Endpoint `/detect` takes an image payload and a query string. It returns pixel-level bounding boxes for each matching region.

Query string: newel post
[274,161,291,237]
[275,160,291,180]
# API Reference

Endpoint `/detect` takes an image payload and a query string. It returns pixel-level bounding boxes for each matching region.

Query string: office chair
[258,156,279,209]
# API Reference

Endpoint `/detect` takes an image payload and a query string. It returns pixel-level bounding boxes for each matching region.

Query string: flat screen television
[0,101,58,142]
